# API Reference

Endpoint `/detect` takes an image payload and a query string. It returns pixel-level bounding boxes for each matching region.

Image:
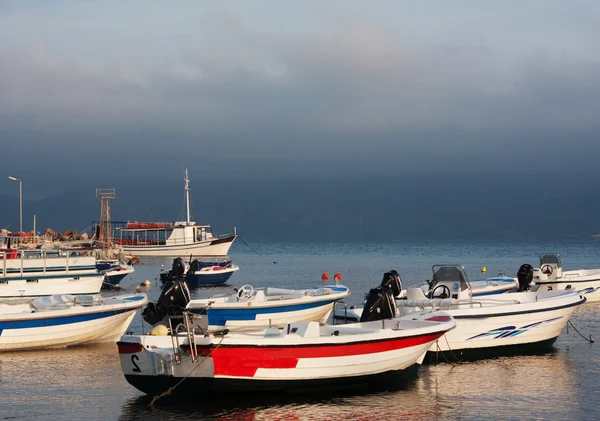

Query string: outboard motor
[142,277,192,326]
[188,259,200,274]
[517,264,534,292]
[359,270,403,323]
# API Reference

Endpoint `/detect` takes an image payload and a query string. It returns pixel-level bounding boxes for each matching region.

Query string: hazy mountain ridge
[1,175,599,242]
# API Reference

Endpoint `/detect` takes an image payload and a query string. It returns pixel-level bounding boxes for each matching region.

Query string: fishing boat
[159,257,238,287]
[117,310,455,397]
[0,292,148,351]
[96,259,135,288]
[335,266,585,361]
[115,169,236,258]
[142,277,351,332]
[0,249,104,297]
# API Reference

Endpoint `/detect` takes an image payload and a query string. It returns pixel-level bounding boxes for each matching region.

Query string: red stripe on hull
[117,342,143,354]
[185,332,443,377]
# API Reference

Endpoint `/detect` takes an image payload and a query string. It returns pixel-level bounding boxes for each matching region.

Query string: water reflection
[114,349,580,421]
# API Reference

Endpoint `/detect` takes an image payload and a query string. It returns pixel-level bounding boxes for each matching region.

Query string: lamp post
[8,176,22,247]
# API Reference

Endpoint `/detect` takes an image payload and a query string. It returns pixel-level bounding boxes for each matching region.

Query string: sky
[1,1,600,240]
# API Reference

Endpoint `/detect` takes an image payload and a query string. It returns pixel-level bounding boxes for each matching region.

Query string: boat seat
[405,287,427,301]
[74,295,102,306]
[254,290,266,302]
[397,298,456,310]
[31,295,75,310]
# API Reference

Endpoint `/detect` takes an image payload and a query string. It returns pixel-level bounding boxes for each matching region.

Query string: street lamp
[8,176,22,246]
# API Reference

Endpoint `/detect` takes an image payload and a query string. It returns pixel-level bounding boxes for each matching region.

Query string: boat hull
[186,270,236,287]
[0,294,147,351]
[0,274,104,298]
[121,236,236,258]
[335,291,585,361]
[189,287,351,331]
[535,275,600,303]
[117,315,454,397]
[103,266,135,287]
[123,364,421,397]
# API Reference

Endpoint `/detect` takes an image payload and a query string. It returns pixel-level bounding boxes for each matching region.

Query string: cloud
[1,6,600,139]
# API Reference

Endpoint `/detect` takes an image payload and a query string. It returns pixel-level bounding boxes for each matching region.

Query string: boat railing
[0,249,92,278]
[167,312,208,364]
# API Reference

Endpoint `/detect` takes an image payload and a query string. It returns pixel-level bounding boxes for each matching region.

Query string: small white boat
[115,169,236,258]
[117,311,456,397]
[142,278,351,332]
[530,253,600,303]
[336,265,585,361]
[474,254,600,303]
[0,249,104,298]
[0,292,148,351]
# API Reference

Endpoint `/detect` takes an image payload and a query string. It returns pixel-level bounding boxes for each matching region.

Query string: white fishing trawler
[116,169,236,258]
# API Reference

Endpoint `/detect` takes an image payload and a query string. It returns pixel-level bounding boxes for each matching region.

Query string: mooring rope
[238,236,262,256]
[567,320,594,344]
[150,334,225,407]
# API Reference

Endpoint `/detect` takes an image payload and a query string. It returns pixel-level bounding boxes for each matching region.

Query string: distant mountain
[2,176,600,242]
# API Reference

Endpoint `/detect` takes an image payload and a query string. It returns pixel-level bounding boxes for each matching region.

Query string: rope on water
[238,236,262,256]
[567,320,594,344]
[149,335,225,407]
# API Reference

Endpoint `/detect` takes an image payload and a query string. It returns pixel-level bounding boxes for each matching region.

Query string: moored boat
[97,259,135,288]
[0,249,104,297]
[336,265,586,361]
[115,169,236,258]
[142,278,351,332]
[0,292,148,351]
[117,311,456,397]
[159,257,238,287]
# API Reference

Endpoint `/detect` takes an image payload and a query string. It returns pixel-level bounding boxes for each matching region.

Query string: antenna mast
[184,169,191,224]
[96,188,116,250]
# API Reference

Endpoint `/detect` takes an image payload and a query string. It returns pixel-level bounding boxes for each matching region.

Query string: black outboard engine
[142,277,192,326]
[359,270,403,323]
[517,264,534,292]
[160,257,187,283]
[188,259,200,274]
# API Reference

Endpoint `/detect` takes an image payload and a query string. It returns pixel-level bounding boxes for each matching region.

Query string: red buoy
[321,272,329,281]
[334,273,342,281]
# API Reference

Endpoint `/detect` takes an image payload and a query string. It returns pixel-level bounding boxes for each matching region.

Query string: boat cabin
[116,221,216,247]
[429,264,472,299]
[534,253,563,281]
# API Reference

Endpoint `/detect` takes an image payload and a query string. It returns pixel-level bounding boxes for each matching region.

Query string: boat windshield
[539,254,561,267]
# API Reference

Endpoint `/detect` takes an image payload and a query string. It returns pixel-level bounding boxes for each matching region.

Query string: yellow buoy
[141,280,151,287]
[150,324,169,336]
[481,266,487,273]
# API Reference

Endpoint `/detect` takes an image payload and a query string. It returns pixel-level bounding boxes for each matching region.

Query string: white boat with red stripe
[117,311,455,397]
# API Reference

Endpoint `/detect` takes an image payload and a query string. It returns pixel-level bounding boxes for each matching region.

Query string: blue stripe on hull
[0,273,102,282]
[192,299,337,327]
[186,272,234,287]
[0,308,132,335]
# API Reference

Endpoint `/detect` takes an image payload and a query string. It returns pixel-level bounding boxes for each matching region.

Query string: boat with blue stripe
[0,292,148,351]
[142,278,351,332]
[0,249,104,297]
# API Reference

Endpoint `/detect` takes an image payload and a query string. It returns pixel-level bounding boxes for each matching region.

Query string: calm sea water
[2,241,600,420]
